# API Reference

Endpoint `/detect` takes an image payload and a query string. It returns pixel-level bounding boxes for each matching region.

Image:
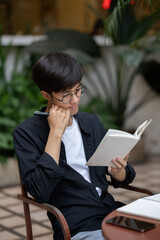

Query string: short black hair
[32,52,83,94]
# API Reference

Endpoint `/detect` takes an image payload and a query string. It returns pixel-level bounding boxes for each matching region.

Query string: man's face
[51,83,82,116]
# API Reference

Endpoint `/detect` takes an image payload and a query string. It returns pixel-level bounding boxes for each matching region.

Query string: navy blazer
[13,111,136,239]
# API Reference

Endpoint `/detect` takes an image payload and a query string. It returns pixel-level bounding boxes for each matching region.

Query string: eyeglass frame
[51,84,87,104]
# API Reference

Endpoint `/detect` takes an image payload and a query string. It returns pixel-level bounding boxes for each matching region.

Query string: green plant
[0,38,45,162]
[85,0,160,129]
[104,0,160,43]
[80,97,119,129]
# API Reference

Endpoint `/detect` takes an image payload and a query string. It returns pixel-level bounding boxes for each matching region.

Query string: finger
[56,106,68,114]
[116,157,127,167]
[108,165,118,175]
[49,105,59,113]
[65,110,71,120]
[49,104,54,112]
[124,154,129,161]
[50,104,54,109]
[112,158,122,168]
[59,109,70,120]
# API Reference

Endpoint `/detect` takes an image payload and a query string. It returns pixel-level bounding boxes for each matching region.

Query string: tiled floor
[0,188,53,240]
[0,156,160,240]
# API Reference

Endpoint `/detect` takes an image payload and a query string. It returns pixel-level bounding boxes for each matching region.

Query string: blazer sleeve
[13,126,64,203]
[107,163,136,188]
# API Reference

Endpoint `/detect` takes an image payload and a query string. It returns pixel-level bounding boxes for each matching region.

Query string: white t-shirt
[62,117,102,196]
[62,117,91,183]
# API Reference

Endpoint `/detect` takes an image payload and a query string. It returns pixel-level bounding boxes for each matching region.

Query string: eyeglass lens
[63,86,85,104]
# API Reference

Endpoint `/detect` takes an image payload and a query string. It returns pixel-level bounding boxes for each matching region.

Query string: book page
[100,129,135,146]
[86,136,138,167]
[117,197,160,220]
[144,193,160,202]
[134,119,152,138]
[107,129,134,137]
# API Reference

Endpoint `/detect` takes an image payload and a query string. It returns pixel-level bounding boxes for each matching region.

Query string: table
[102,210,160,240]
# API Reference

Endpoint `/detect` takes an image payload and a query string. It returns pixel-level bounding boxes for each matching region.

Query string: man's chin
[70,107,79,116]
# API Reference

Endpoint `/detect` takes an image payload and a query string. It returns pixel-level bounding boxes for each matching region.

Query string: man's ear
[41,91,51,101]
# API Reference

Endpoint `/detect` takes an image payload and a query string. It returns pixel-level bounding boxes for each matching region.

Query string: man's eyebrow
[62,84,81,94]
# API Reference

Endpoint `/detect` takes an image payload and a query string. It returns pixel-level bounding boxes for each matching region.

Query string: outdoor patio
[0,156,160,240]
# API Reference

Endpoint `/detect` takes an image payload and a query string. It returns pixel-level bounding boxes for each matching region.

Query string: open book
[117,194,160,221]
[86,119,152,167]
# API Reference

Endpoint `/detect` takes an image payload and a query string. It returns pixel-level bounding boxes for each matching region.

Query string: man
[13,52,135,240]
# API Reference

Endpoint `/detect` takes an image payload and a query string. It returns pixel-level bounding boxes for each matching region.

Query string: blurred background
[0,0,160,186]
[0,1,160,239]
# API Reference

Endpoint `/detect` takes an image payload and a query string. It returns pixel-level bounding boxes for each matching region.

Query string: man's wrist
[49,129,63,140]
[112,168,126,182]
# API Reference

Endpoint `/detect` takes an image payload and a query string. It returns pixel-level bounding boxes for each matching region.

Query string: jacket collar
[74,112,91,135]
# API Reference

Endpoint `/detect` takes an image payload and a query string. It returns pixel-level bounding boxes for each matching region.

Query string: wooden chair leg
[23,201,33,240]
[17,194,71,240]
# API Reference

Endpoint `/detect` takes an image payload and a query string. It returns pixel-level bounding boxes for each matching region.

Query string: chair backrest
[17,163,71,240]
[108,180,155,196]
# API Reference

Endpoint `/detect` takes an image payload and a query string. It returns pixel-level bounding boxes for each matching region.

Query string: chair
[17,168,71,240]
[17,167,156,240]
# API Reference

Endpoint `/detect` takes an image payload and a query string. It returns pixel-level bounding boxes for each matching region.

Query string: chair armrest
[17,194,71,240]
[107,180,156,196]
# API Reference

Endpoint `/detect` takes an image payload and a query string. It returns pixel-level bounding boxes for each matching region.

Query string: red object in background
[101,0,135,10]
[102,0,111,9]
[130,1,135,4]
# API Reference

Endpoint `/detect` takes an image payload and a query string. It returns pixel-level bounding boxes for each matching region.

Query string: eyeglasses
[52,84,86,104]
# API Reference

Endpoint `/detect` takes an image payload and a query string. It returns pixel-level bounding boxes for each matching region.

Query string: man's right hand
[45,105,71,164]
[47,105,71,138]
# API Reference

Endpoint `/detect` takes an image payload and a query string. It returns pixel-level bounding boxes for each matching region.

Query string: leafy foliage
[80,97,119,129]
[104,0,160,44]
[85,0,160,129]
[0,42,45,162]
